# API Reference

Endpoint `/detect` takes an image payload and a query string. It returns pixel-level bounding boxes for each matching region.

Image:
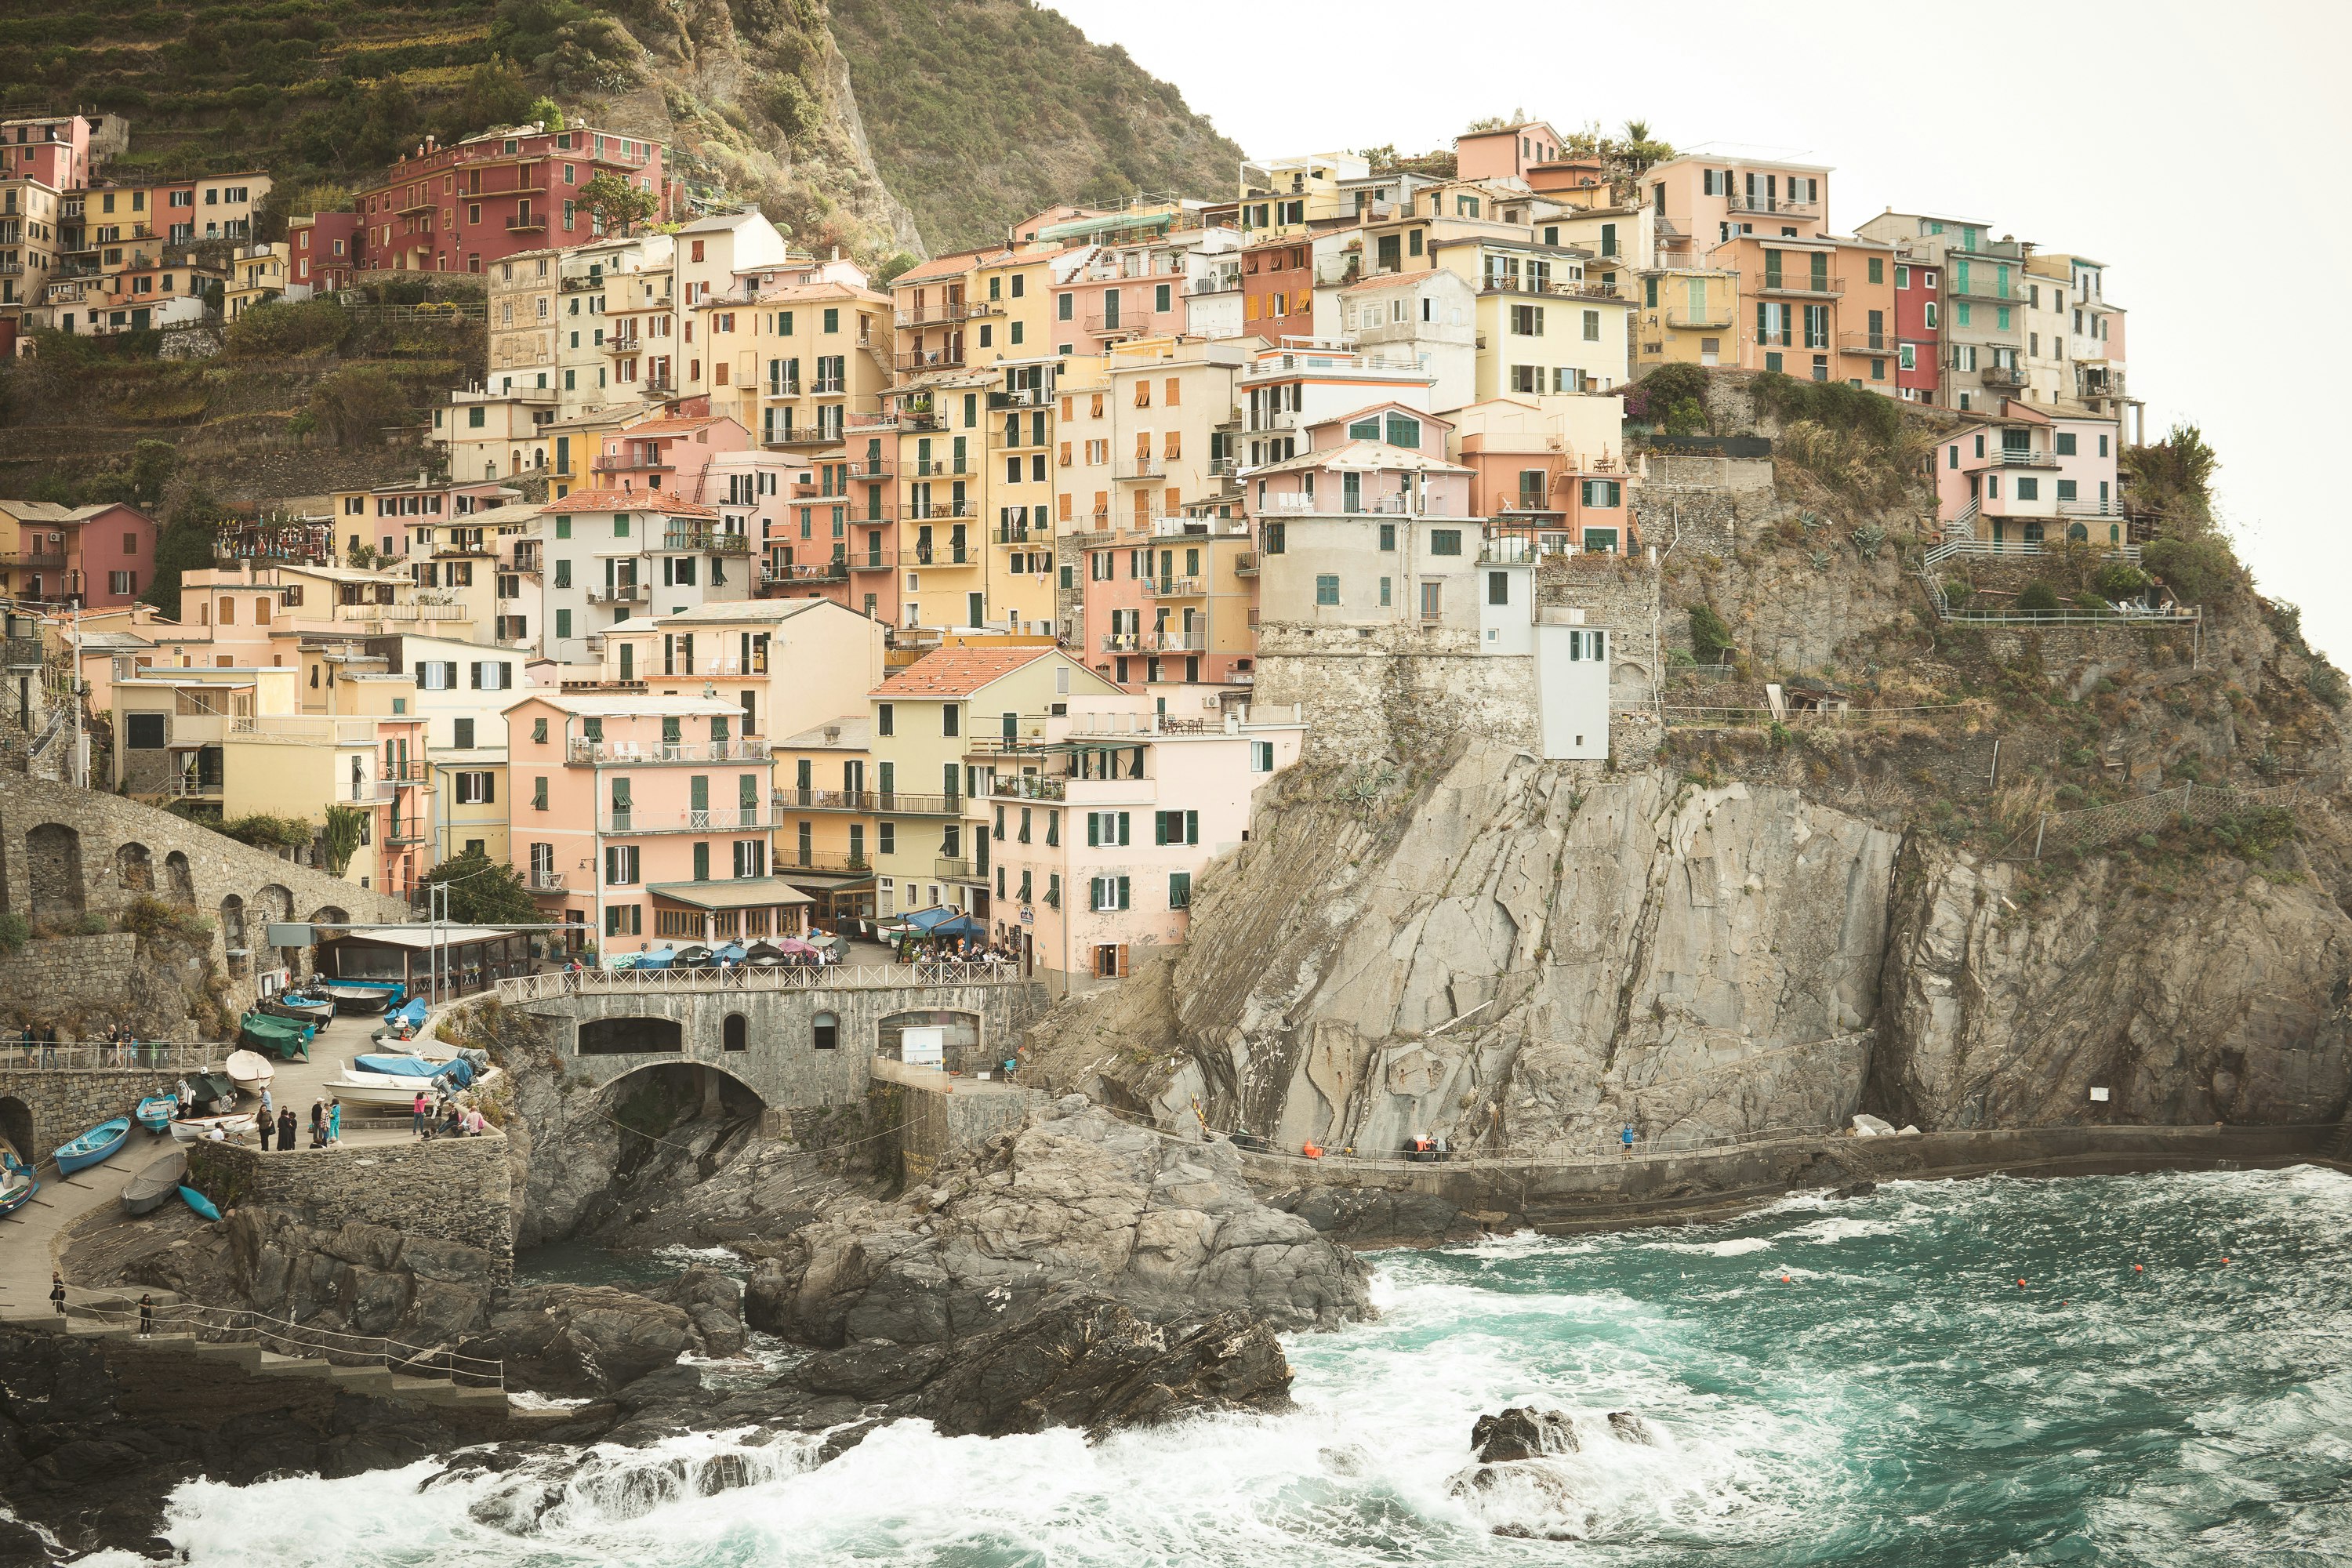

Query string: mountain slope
[826,0,1243,252]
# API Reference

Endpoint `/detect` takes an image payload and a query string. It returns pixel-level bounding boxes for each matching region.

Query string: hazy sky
[1047,0,2352,661]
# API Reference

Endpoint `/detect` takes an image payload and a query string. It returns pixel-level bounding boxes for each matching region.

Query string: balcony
[1232,551,1258,576]
[897,347,967,374]
[909,543,974,567]
[1113,456,1166,481]
[1479,274,1622,300]
[991,773,1067,801]
[1980,362,2028,390]
[987,387,1051,410]
[908,458,966,477]
[776,788,874,813]
[775,851,872,877]
[601,808,775,834]
[587,583,648,604]
[527,869,568,892]
[1143,575,1203,598]
[907,499,978,521]
[1992,448,2059,468]
[763,379,802,398]
[1755,273,1844,298]
[936,858,986,884]
[1838,331,1896,355]
[811,378,846,396]
[1663,304,1735,330]
[1947,278,2025,305]
[993,525,1047,546]
[1187,275,1243,296]
[8,550,67,570]
[1101,629,1206,653]
[895,301,984,328]
[663,528,753,554]
[505,215,547,233]
[603,336,645,357]
[568,739,768,764]
[593,455,673,474]
[386,818,429,845]
[1726,194,1820,219]
[844,456,895,479]
[764,559,848,585]
[1084,313,1146,335]
[336,602,469,622]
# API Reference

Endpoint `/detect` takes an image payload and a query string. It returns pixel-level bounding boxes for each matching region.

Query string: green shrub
[1941,578,1972,608]
[120,895,216,943]
[1628,362,1708,427]
[223,296,351,359]
[2142,535,2241,604]
[2093,560,2151,600]
[2073,590,2111,612]
[0,912,27,953]
[1688,604,1735,663]
[2016,580,2063,615]
[217,812,315,852]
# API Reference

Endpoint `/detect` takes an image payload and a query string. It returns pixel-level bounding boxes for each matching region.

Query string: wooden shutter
[1115,943,1129,978]
[1087,812,1100,848]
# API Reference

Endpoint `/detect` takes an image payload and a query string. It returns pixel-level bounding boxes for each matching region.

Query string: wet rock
[1834,1180,1878,1200]
[466,1285,694,1397]
[1606,1410,1654,1444]
[1471,1406,1578,1462]
[646,1265,748,1358]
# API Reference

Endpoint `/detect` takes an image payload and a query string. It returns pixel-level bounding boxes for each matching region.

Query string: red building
[1893,254,1940,402]
[354,123,670,275]
[289,212,361,292]
[0,500,157,607]
[1242,238,1316,344]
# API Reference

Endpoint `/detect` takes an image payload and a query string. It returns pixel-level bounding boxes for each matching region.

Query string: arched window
[723,1013,747,1051]
[811,1011,839,1051]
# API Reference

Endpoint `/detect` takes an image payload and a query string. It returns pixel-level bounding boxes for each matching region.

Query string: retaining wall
[188,1133,514,1270]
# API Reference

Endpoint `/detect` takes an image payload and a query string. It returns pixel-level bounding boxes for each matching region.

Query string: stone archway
[117,842,155,893]
[599,1058,768,1128]
[164,851,196,906]
[24,822,84,926]
[255,884,296,974]
[219,894,248,976]
[0,1096,31,1163]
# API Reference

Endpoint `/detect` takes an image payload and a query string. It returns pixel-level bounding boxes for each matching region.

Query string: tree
[580,172,659,235]
[2016,579,2063,616]
[2122,423,2220,541]
[1689,604,1736,663]
[526,96,564,131]
[141,488,230,619]
[321,804,368,877]
[309,365,408,446]
[419,850,539,925]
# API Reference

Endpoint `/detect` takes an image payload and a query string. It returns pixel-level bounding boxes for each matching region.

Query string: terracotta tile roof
[618,416,724,435]
[869,646,1054,699]
[895,250,991,285]
[538,488,717,517]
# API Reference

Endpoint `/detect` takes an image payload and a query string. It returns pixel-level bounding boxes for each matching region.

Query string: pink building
[1647,154,1831,266]
[0,115,99,192]
[988,700,1305,993]
[1453,119,1567,183]
[289,212,361,292]
[1933,400,2121,546]
[506,688,797,959]
[592,413,750,501]
[1051,241,1191,354]
[0,500,157,607]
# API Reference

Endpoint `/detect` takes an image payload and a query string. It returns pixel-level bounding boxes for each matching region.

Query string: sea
[97,1166,2352,1566]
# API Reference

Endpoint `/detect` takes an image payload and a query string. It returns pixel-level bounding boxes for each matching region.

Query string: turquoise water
[138,1167,2352,1566]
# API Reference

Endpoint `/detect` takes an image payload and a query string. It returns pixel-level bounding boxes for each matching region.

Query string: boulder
[467,1285,694,1397]
[646,1266,749,1358]
[1471,1406,1579,1462]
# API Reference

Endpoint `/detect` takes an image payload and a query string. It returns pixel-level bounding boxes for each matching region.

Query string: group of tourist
[252,1086,340,1151]
[13,1023,162,1066]
[410,1090,487,1141]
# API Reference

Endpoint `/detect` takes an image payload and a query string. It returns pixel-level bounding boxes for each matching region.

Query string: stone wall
[1252,620,1539,768]
[869,1056,1047,1183]
[0,932,221,1043]
[188,1131,515,1268]
[0,1059,172,1160]
[0,775,407,1025]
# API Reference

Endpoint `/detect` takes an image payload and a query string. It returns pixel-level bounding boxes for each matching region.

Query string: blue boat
[134,1094,177,1134]
[179,1186,220,1221]
[0,1155,35,1219]
[354,1054,442,1077]
[54,1116,132,1176]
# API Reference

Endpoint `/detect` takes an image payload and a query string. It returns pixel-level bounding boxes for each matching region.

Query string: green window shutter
[1087,813,1100,848]
[1755,303,1768,342]
[1153,813,1167,846]
[689,775,708,811]
[1116,876,1130,910]
[1117,812,1131,846]
[1185,810,1198,844]
[692,843,709,880]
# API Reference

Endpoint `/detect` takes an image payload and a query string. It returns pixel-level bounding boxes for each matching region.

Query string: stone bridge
[492,964,1050,1131]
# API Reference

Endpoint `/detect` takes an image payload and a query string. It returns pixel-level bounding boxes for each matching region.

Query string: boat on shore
[224,1050,275,1095]
[258,991,335,1028]
[320,979,406,1014]
[55,1116,132,1175]
[325,1073,434,1108]
[0,1161,35,1219]
[121,1149,188,1216]
[238,1011,313,1062]
[169,1112,256,1145]
[180,1187,220,1221]
[134,1094,179,1134]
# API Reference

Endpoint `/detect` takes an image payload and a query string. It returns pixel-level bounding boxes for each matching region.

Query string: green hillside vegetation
[826,0,1244,251]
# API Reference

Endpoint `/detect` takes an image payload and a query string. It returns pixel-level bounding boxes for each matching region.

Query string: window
[2057,479,2078,503]
[452,717,476,750]
[1489,570,1510,606]
[1153,810,1198,846]
[532,776,548,810]
[1868,256,1884,285]
[454,771,495,804]
[877,703,895,736]
[1091,875,1131,912]
[2056,432,2078,456]
[1419,581,1443,621]
[1581,479,1621,509]
[1168,872,1192,910]
[1314,574,1339,606]
[1510,303,1543,336]
[1377,521,1396,551]
[1085,811,1131,847]
[604,844,641,884]
[941,704,959,737]
[125,713,165,749]
[1427,529,1462,556]
[1250,740,1275,772]
[812,1011,838,1051]
[2016,477,2039,501]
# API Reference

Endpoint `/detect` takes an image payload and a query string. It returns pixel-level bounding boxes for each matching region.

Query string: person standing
[49,1273,65,1317]
[257,1109,274,1152]
[1621,1123,1637,1158]
[310,1100,325,1148]
[260,1085,274,1124]
[412,1091,430,1139]
[276,1107,296,1152]
[137,1294,154,1338]
[327,1100,342,1145]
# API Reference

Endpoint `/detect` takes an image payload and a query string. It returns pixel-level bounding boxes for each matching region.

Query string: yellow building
[1237,151,1368,240]
[729,271,895,446]
[866,644,1124,921]
[1429,234,1632,399]
[1632,262,1740,370]
[771,712,877,919]
[222,241,288,321]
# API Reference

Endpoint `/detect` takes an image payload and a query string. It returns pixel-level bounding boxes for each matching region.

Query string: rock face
[1472,1406,1580,1462]
[1872,842,2352,1127]
[464,1286,697,1399]
[1028,740,2352,1156]
[1033,751,1898,1154]
[747,1096,1372,1345]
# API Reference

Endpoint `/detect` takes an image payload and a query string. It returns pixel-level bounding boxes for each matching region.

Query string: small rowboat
[0,1163,36,1219]
[55,1116,132,1176]
[121,1149,188,1216]
[180,1187,221,1221]
[135,1094,179,1134]
[170,1112,256,1145]
[238,1012,312,1062]
[225,1049,276,1094]
[321,979,405,1015]
[324,1074,435,1109]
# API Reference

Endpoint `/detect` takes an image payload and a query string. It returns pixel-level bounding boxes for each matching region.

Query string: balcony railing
[773,787,962,817]
[1663,304,1736,329]
[593,455,673,474]
[909,543,973,566]
[1232,551,1258,576]
[1187,275,1243,296]
[1755,273,1844,298]
[936,858,986,883]
[1143,575,1203,597]
[568,739,767,765]
[8,550,67,570]
[528,869,568,891]
[602,808,772,834]
[505,216,546,233]
[848,550,898,570]
[663,529,753,554]
[587,583,647,604]
[776,851,872,876]
[1101,629,1206,653]
[1113,456,1166,481]
[764,559,848,584]
[1726,194,1820,219]
[896,347,967,373]
[993,525,1047,546]
[1837,331,1896,354]
[908,458,967,477]
[1979,362,2028,389]
[987,387,1051,410]
[1992,448,2059,468]
[895,301,986,328]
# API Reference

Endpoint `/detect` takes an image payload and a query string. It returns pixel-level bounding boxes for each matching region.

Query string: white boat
[225,1049,276,1094]
[169,1112,257,1144]
[324,1075,436,1109]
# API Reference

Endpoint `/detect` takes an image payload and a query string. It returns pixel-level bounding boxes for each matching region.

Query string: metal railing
[0,1040,219,1072]
[567,739,766,764]
[991,774,1067,801]
[495,960,1024,1000]
[774,788,961,816]
[63,1299,504,1388]
[601,808,771,833]
[1113,457,1166,481]
[1664,304,1736,328]
[1755,272,1843,297]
